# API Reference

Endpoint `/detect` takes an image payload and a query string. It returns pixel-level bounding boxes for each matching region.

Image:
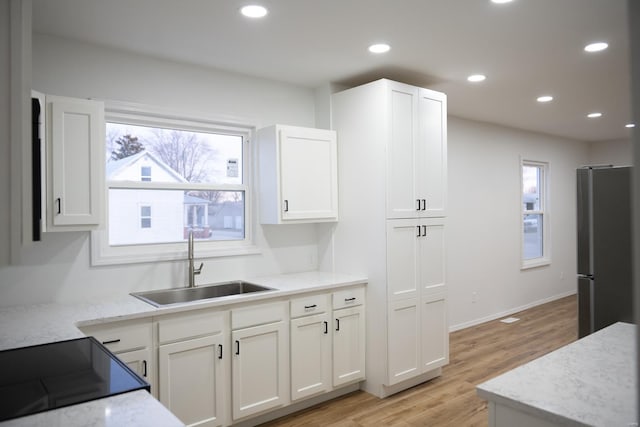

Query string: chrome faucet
[188,230,204,288]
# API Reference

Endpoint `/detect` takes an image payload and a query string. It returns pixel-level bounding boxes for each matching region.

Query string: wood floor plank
[261,295,577,427]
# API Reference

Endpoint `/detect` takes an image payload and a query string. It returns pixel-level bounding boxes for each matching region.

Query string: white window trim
[520,158,551,270]
[91,101,260,266]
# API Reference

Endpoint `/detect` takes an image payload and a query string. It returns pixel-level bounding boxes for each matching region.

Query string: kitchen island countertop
[476,322,637,427]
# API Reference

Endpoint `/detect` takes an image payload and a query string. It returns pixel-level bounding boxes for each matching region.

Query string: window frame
[520,159,551,269]
[91,101,260,266]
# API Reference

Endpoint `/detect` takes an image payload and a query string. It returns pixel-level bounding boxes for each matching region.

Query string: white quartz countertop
[0,271,367,351]
[476,322,637,427]
[0,271,366,427]
[0,390,183,427]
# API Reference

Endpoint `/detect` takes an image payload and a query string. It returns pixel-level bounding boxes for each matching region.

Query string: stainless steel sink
[131,281,275,307]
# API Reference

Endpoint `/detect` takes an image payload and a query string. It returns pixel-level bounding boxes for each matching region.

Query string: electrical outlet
[560,271,565,280]
[472,292,478,303]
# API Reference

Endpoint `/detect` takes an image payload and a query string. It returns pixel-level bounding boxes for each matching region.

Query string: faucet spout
[188,231,203,287]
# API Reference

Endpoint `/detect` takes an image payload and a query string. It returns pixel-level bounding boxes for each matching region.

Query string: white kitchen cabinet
[387,298,420,385]
[257,124,338,224]
[331,78,448,398]
[332,288,366,387]
[290,294,331,401]
[421,289,449,371]
[386,82,447,219]
[37,93,105,231]
[79,319,154,396]
[386,218,447,385]
[231,301,289,420]
[157,310,229,427]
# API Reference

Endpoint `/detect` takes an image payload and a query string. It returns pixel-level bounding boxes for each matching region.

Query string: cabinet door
[386,83,420,219]
[418,218,445,294]
[333,305,365,387]
[421,291,449,371]
[158,334,226,427]
[279,127,338,221]
[232,321,288,420]
[290,312,331,401]
[417,90,447,217]
[117,348,153,392]
[387,219,419,301]
[387,298,420,385]
[47,95,104,229]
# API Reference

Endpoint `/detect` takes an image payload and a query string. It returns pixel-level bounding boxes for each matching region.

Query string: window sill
[521,258,551,270]
[91,230,261,266]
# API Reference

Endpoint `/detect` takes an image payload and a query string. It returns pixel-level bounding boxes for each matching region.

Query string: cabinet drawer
[80,319,152,354]
[158,309,226,344]
[232,301,287,330]
[332,287,365,310]
[290,293,329,318]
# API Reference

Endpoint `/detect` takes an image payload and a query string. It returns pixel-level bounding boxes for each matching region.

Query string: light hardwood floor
[261,294,577,427]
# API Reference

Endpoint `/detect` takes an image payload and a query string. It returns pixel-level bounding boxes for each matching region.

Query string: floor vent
[500,317,520,324]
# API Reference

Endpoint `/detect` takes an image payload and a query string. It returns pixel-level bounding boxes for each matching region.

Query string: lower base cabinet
[79,319,155,396]
[332,304,366,387]
[87,284,366,426]
[231,301,289,421]
[157,310,229,427]
[290,294,332,401]
[159,335,226,427]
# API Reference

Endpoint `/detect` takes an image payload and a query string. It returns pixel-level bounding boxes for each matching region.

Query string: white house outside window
[91,104,257,266]
[140,205,151,228]
[140,166,152,182]
[521,160,550,268]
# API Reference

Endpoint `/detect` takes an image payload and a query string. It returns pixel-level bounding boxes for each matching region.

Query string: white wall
[0,33,322,307]
[447,117,590,329]
[589,138,632,166]
[0,28,613,334]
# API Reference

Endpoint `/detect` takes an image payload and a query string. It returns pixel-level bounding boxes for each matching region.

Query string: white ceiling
[32,0,631,142]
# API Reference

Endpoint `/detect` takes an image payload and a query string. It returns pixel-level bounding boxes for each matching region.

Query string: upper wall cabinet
[386,82,447,219]
[34,92,105,232]
[257,125,338,224]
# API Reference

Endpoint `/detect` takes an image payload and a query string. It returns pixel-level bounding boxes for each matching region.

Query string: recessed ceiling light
[491,0,514,3]
[587,112,603,118]
[368,43,391,54]
[625,123,636,128]
[467,74,486,83]
[584,42,608,53]
[536,95,553,103]
[240,5,268,18]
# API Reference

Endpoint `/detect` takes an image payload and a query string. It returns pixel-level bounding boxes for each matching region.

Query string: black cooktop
[0,337,150,421]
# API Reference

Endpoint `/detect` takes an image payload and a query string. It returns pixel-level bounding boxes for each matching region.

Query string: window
[91,104,259,265]
[140,166,152,182]
[140,205,151,228]
[521,160,550,268]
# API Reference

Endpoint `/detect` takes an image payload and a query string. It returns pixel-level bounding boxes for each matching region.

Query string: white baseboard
[448,290,576,332]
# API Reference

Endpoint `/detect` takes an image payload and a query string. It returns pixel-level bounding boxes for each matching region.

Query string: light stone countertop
[0,271,367,351]
[0,271,367,426]
[476,322,637,427]
[0,390,183,427]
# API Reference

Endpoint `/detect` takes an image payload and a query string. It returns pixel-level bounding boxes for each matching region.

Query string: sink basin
[131,281,275,307]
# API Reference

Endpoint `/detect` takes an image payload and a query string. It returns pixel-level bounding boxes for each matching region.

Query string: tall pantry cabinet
[329,79,448,398]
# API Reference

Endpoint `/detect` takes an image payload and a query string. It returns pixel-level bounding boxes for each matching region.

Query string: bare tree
[146,129,213,183]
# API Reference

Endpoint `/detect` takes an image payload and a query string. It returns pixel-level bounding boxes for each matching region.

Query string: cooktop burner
[0,336,149,421]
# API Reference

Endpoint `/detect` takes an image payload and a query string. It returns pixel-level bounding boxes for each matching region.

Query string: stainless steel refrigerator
[577,166,633,338]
